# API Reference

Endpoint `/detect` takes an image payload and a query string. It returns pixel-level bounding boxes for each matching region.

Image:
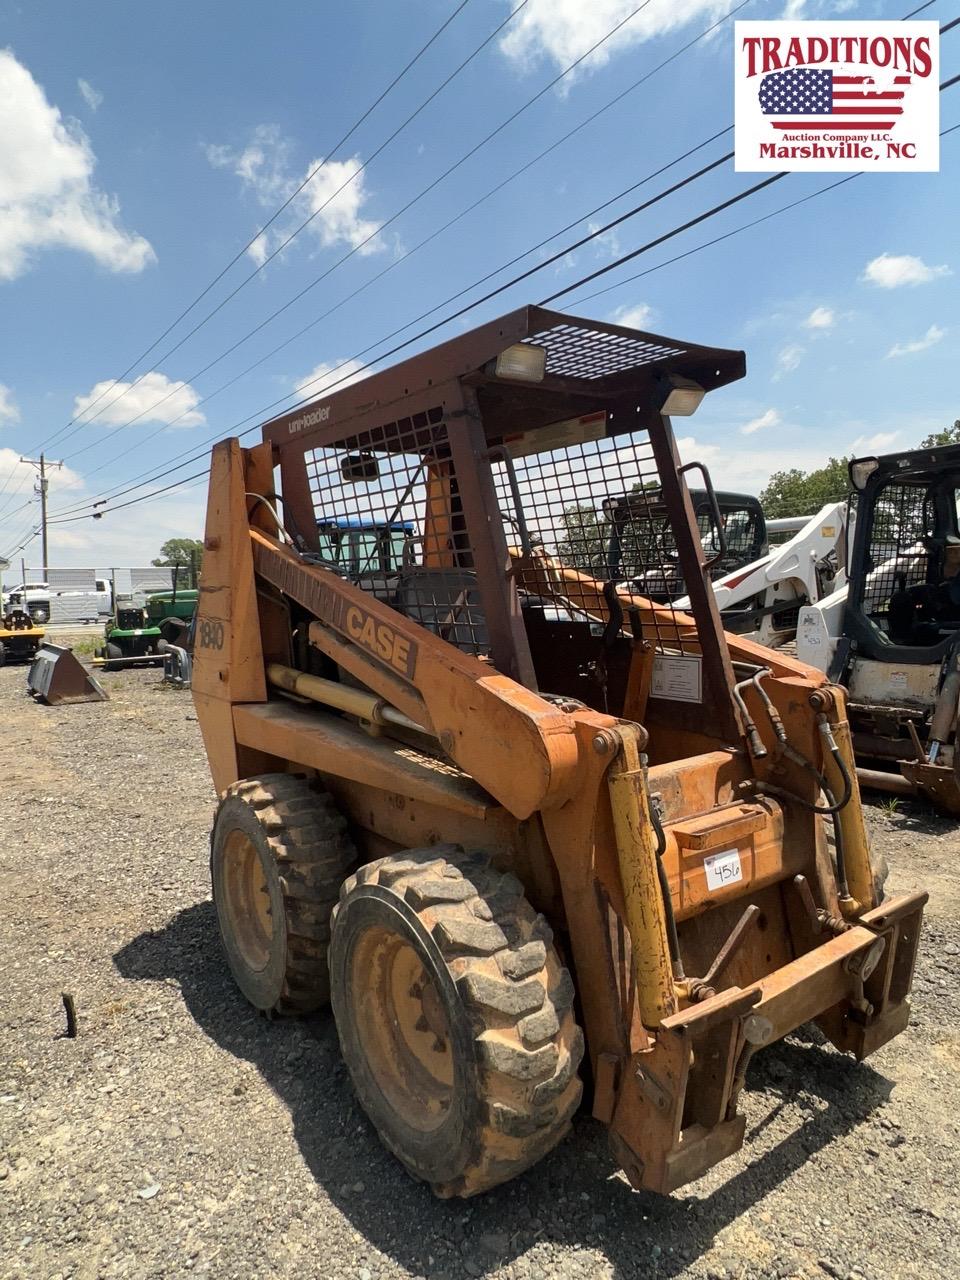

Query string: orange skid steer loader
[193,306,925,1197]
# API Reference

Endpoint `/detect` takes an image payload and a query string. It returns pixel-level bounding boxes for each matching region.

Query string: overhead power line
[0,499,35,530]
[59,0,657,463]
[50,114,960,530]
[48,129,740,520]
[5,0,947,514]
[59,0,949,481]
[31,0,480,455]
[0,473,33,523]
[50,103,960,527]
[61,0,751,501]
[1,516,40,562]
[59,0,538,445]
[46,5,955,525]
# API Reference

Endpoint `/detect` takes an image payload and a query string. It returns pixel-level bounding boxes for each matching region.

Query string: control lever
[686,903,761,1002]
[793,874,850,936]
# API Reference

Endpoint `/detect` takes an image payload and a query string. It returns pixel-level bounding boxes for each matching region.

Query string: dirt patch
[1,664,959,1280]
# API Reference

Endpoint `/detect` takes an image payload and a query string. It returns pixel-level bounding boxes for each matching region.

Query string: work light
[656,374,705,417]
[849,458,880,490]
[491,343,547,383]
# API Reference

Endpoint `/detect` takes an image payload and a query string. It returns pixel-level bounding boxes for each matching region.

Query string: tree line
[759,419,960,517]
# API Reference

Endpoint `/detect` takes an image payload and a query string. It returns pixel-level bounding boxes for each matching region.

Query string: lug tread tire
[331,846,583,1198]
[212,773,357,1015]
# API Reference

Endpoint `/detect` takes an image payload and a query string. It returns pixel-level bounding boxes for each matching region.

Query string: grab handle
[679,460,727,570]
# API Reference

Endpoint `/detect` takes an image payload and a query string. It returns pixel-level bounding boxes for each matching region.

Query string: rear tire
[211,774,358,1015]
[330,847,583,1197]
[159,616,189,645]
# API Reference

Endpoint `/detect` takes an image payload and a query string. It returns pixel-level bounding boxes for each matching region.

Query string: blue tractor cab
[316,518,416,578]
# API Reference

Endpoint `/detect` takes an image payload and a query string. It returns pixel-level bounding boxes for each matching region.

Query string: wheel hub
[352,926,454,1133]
[221,830,273,972]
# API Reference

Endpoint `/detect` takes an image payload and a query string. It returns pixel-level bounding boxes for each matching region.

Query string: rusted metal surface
[261,306,745,452]
[642,404,739,742]
[898,760,960,813]
[448,383,536,686]
[188,306,926,1200]
[27,644,108,705]
[856,765,920,798]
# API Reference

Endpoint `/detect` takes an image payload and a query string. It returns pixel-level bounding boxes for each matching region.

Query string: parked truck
[55,577,113,622]
[4,581,51,624]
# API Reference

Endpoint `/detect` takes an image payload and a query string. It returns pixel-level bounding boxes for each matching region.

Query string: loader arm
[249,525,604,820]
[195,439,614,821]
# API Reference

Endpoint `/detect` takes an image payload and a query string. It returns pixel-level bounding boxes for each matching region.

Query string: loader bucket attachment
[27,644,109,705]
[896,760,960,814]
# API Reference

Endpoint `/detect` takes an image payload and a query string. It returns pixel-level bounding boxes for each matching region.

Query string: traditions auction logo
[735,21,939,172]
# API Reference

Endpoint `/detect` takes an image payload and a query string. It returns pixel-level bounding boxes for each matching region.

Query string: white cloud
[803,306,835,330]
[610,303,654,330]
[44,486,208,568]
[680,439,827,496]
[0,383,19,424]
[207,124,384,265]
[851,431,900,451]
[861,254,951,289]
[675,436,724,475]
[0,50,153,281]
[887,324,946,359]
[774,344,804,378]
[0,446,84,511]
[741,408,781,436]
[498,0,728,76]
[72,372,205,428]
[587,220,621,259]
[77,78,103,112]
[294,359,368,399]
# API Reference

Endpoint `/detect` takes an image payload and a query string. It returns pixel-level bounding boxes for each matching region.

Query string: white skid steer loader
[797,444,960,813]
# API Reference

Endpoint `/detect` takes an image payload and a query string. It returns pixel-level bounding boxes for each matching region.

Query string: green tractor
[97,574,198,671]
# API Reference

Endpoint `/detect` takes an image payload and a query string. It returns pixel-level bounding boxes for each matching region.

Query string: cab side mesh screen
[304,410,705,665]
[857,482,931,624]
[492,430,700,657]
[305,409,491,656]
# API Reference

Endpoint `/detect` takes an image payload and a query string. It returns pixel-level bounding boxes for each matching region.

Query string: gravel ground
[1,657,959,1280]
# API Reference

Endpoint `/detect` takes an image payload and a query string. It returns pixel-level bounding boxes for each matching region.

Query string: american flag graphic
[758,66,909,130]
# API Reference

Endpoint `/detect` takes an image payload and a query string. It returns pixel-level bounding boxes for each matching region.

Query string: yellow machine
[193,307,925,1197]
[0,609,45,666]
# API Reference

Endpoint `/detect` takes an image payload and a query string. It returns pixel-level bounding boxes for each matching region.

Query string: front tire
[211,774,357,1015]
[330,847,583,1197]
[102,641,124,672]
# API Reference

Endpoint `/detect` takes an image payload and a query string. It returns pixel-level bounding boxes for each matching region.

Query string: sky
[0,0,956,575]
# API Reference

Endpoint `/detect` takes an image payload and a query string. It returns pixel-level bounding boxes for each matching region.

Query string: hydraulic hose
[740,671,854,899]
[647,787,683,973]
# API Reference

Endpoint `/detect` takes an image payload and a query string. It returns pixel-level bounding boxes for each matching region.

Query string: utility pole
[20,453,63,575]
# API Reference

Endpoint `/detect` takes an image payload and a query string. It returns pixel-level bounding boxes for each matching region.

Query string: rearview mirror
[340,452,379,482]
